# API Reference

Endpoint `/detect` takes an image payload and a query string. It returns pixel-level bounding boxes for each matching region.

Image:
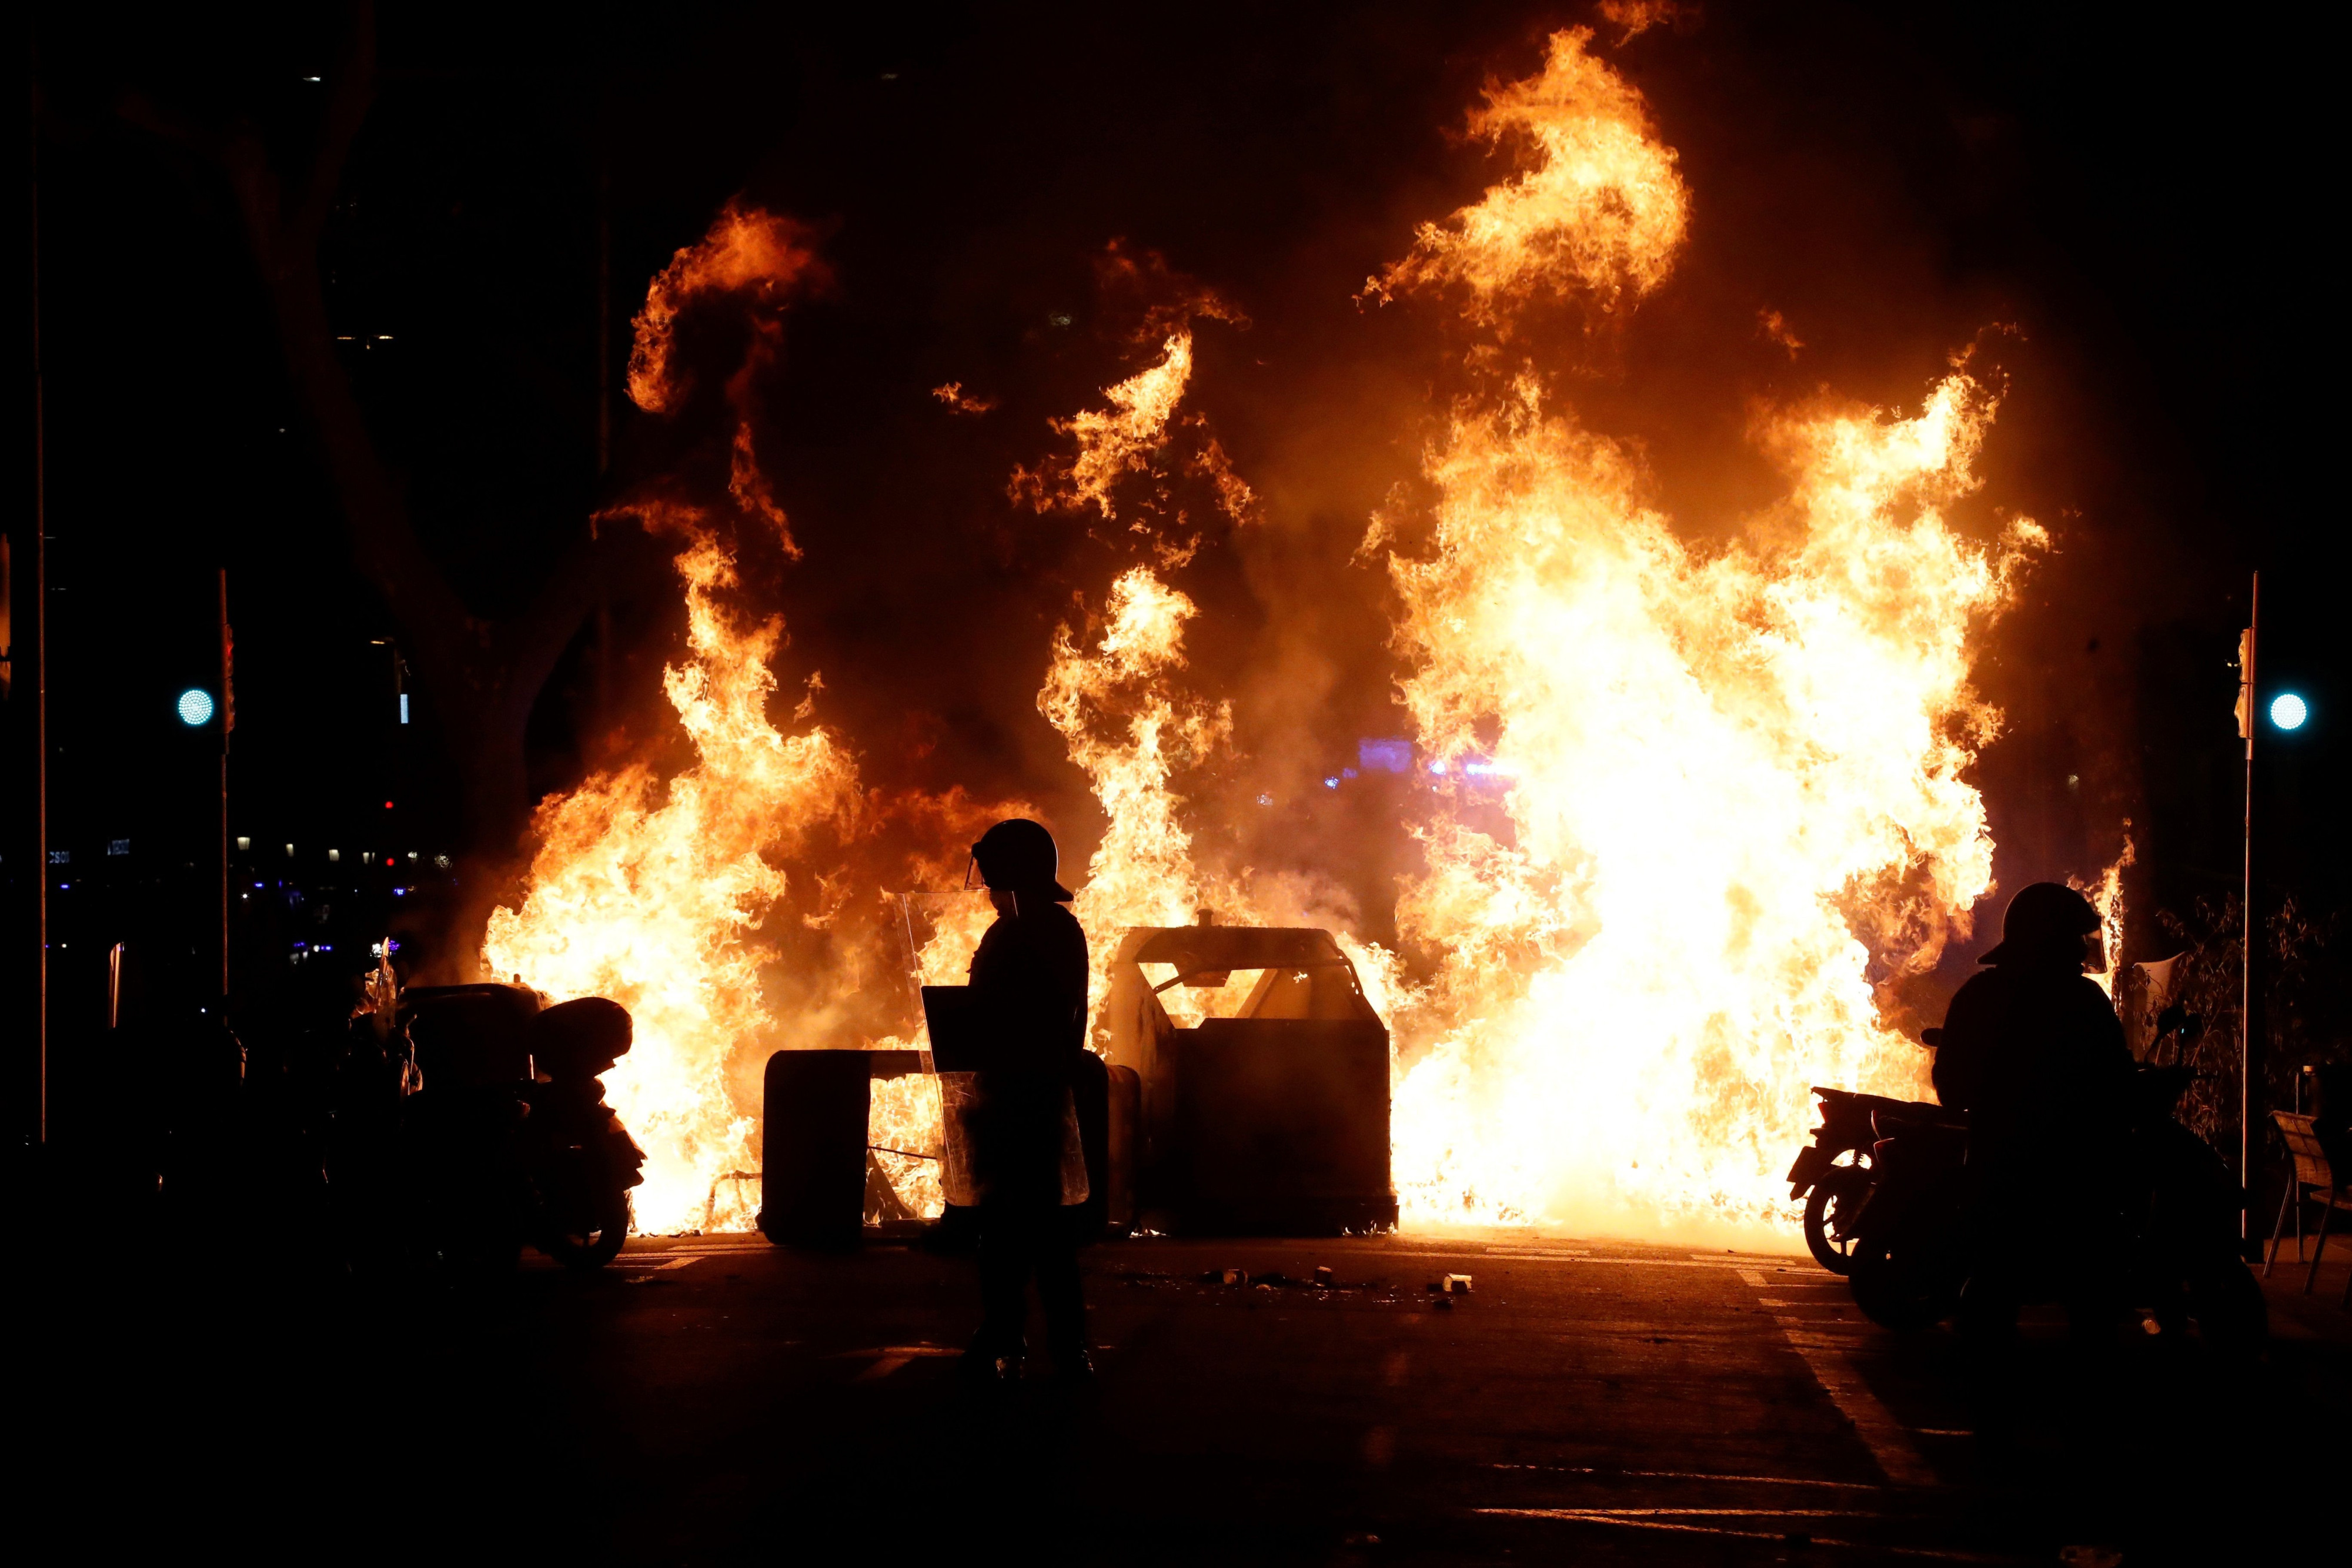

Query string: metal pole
[28,31,49,1144]
[217,568,230,1002]
[2241,570,2258,1239]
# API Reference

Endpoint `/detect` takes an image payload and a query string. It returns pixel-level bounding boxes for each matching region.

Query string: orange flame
[479,32,2080,1248]
[1378,377,2040,1229]
[627,202,828,415]
[482,529,860,1232]
[1011,333,1198,519]
[1368,28,1689,319]
[1364,34,2041,1235]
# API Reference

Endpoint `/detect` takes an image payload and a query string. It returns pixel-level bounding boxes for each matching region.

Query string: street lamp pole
[216,568,232,1003]
[2238,571,2259,1240]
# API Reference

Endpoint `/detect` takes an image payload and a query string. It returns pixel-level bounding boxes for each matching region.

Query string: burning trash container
[1100,924,1395,1235]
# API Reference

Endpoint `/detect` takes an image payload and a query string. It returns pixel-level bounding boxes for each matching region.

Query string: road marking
[1489,1465,1884,1491]
[838,1345,960,1382]
[1474,1511,2012,1562]
[622,1255,703,1272]
[1524,1507,1895,1518]
[1739,1268,1935,1488]
[1479,1252,1774,1269]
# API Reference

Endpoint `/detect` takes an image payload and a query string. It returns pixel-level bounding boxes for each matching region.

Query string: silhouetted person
[960,818,1093,1383]
[1934,881,2134,1342]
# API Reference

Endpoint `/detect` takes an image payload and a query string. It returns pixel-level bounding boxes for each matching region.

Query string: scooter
[517,1074,643,1269]
[396,985,643,1275]
[1785,1073,1946,1275]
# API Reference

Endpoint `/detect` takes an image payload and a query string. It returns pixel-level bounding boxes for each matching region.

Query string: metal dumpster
[1100,924,1395,1235]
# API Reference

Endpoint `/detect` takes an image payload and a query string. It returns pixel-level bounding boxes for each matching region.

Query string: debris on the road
[1218,1266,1248,1286]
[1314,1265,1335,1287]
[1427,1273,1473,1294]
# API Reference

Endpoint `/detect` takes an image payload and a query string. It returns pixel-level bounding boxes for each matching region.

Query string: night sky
[12,2,2343,1014]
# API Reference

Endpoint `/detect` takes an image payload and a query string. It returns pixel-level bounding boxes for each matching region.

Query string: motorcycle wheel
[542,1183,632,1271]
[1803,1164,1871,1275]
[1846,1236,1956,1330]
[2185,1260,2267,1356]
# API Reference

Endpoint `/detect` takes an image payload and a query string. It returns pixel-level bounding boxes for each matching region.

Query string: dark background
[9,2,2343,1137]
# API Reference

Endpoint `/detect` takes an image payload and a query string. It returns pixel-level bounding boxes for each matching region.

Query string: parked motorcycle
[517,998,644,1269]
[1843,1052,2264,1351]
[1786,1076,1946,1276]
[397,987,643,1275]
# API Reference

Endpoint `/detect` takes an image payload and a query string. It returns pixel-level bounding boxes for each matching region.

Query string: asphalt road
[30,1227,2350,1564]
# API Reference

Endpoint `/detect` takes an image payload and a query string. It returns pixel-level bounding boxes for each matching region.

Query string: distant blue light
[1324,777,1340,790]
[399,693,410,724]
[1428,760,1448,776]
[1358,738,1413,774]
[177,688,215,726]
[393,887,406,897]
[2270,693,2308,730]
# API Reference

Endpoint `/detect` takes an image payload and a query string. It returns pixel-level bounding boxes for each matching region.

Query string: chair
[2266,1112,2352,1306]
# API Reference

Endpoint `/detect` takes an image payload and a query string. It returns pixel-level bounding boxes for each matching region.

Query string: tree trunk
[128,2,614,968]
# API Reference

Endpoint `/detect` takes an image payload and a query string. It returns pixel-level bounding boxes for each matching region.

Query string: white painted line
[1474,1511,2011,1562]
[837,1344,960,1382]
[1488,1465,1884,1492]
[1531,1507,1893,1518]
[1740,1267,1935,1488]
[621,1255,703,1272]
[1480,1252,1766,1269]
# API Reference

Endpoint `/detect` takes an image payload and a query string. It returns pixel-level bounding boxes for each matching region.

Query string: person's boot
[960,1335,1022,1385]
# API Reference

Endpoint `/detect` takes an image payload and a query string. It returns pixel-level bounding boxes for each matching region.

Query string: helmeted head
[1980,882,2104,972]
[969,817,1074,903]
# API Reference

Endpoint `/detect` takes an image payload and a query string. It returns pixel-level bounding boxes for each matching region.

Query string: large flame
[482,532,859,1232]
[487,204,858,1234]
[1378,379,2039,1227]
[479,32,2069,1244]
[1367,35,2037,1232]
